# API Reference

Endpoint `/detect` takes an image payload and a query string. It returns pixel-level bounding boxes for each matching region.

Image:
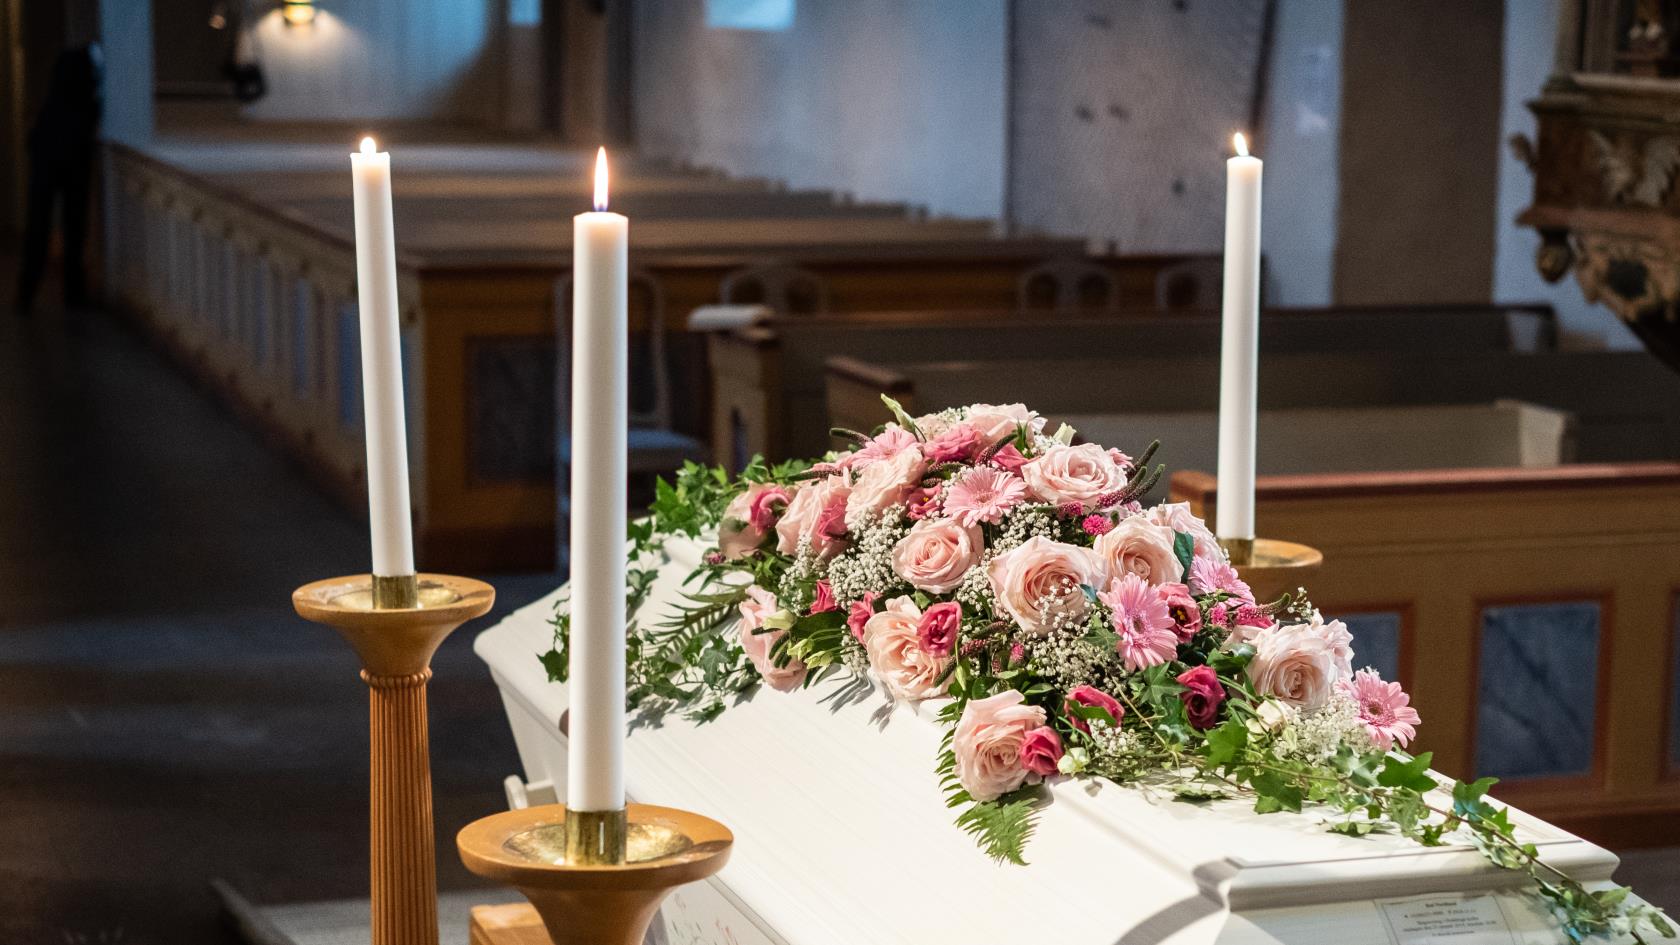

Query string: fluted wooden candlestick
[294,574,495,945]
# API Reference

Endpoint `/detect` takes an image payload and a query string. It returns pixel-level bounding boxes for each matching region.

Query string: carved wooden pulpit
[1520,0,1680,370]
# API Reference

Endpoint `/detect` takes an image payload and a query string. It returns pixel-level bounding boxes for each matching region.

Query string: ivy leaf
[1203,719,1249,767]
[1173,530,1195,581]
[1377,752,1437,793]
[538,646,567,683]
[1172,784,1229,803]
[1250,770,1304,814]
[1327,820,1388,837]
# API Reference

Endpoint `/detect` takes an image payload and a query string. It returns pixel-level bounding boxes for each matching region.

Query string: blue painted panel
[1336,611,1401,684]
[338,303,362,430]
[706,0,794,30]
[1474,601,1600,780]
[292,279,312,395]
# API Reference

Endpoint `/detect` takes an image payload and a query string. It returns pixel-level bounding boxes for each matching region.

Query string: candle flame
[594,147,609,211]
[360,136,377,155]
[1233,133,1249,158]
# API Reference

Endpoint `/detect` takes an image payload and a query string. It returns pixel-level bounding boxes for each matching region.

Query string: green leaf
[1327,820,1387,837]
[1173,530,1195,581]
[1203,719,1249,767]
[538,646,567,683]
[1378,752,1438,794]
[1171,784,1229,803]
[952,794,1039,865]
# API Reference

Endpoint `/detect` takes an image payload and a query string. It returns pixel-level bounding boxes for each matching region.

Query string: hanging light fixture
[281,0,316,27]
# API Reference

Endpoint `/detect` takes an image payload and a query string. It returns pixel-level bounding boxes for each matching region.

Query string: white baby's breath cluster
[1027,620,1111,690]
[1272,692,1373,763]
[826,509,910,604]
[1086,721,1153,780]
[776,545,823,613]
[954,559,996,611]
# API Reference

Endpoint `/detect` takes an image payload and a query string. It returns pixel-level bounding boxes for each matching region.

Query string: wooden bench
[710,304,1556,466]
[821,348,1680,467]
[1170,463,1680,846]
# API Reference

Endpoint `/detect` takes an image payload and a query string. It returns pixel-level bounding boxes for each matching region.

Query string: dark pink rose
[990,443,1028,473]
[1176,665,1226,730]
[925,423,985,463]
[810,580,837,614]
[1159,583,1202,640]
[847,591,880,641]
[916,601,962,656]
[1064,684,1124,733]
[1018,725,1064,777]
[748,485,792,531]
[815,490,850,540]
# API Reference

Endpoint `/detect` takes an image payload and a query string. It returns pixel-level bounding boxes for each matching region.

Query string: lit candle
[349,136,416,594]
[1217,133,1262,556]
[568,147,628,815]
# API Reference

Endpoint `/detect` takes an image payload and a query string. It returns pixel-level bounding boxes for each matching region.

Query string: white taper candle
[349,136,416,579]
[567,147,629,813]
[1217,133,1262,543]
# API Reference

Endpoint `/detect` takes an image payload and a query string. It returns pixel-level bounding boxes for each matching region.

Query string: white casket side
[476,537,1632,945]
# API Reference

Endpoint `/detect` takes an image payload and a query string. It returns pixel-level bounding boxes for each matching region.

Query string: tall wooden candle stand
[294,574,496,945]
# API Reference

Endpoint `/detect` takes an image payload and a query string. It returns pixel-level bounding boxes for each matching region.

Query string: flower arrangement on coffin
[542,397,1673,944]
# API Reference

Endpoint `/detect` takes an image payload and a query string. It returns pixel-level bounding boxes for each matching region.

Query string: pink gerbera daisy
[1098,573,1179,671]
[850,426,919,468]
[943,467,1028,527]
[1338,669,1421,751]
[1189,556,1254,603]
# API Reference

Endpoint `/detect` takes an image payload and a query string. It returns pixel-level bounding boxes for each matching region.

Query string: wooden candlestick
[457,803,733,945]
[294,574,496,945]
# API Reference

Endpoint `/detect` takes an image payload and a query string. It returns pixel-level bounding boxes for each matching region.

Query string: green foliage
[953,794,1040,865]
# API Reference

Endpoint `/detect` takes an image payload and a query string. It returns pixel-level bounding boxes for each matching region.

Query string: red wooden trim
[1465,590,1616,792]
[1174,463,1680,503]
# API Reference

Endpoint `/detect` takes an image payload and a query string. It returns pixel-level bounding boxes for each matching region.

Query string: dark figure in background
[15,44,103,315]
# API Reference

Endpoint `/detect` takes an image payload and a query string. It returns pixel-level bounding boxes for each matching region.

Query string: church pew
[108,141,1214,571]
[714,304,1556,465]
[821,348,1680,466]
[1169,464,1680,847]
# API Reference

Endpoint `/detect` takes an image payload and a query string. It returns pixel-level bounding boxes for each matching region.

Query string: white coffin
[475,537,1634,945]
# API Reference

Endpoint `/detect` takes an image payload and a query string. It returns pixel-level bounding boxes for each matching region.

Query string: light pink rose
[917,601,961,656]
[965,402,1044,443]
[863,596,951,702]
[845,446,926,526]
[718,484,791,560]
[924,423,985,463]
[1092,516,1184,587]
[986,535,1104,637]
[1143,501,1221,562]
[952,690,1048,801]
[1245,618,1353,711]
[776,472,852,558]
[892,517,983,594]
[737,586,806,692]
[1020,443,1130,507]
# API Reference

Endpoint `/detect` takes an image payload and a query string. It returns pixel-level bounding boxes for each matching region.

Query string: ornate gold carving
[1573,232,1680,324]
[1587,130,1680,207]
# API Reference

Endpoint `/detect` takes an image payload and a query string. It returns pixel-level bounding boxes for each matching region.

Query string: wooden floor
[0,274,550,944]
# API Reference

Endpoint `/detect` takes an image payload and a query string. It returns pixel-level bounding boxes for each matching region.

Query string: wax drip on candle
[594,147,609,212]
[1234,132,1249,157]
[361,136,377,155]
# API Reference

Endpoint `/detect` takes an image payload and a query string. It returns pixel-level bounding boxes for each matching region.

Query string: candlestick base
[293,573,496,945]
[1221,537,1323,604]
[457,803,733,945]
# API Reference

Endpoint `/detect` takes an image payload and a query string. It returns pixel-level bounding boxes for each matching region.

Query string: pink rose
[1018,726,1064,777]
[965,403,1044,443]
[986,536,1104,636]
[1092,516,1184,586]
[718,484,791,560]
[845,446,926,526]
[989,443,1028,473]
[738,586,806,692]
[917,601,961,656]
[1020,443,1129,507]
[847,590,879,641]
[810,579,837,614]
[1064,685,1124,733]
[1245,617,1352,711]
[1176,665,1225,729]
[952,690,1047,801]
[776,473,852,558]
[1143,502,1220,562]
[924,423,984,463]
[892,517,983,594]
[863,596,951,702]
[1159,583,1202,640]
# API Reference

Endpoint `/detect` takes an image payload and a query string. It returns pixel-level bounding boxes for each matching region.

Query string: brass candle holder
[457,803,733,945]
[1220,537,1324,603]
[293,573,496,945]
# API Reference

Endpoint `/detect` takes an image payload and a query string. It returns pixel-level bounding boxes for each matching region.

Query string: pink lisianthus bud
[1176,665,1226,730]
[704,551,725,565]
[1064,684,1124,733]
[1018,725,1064,777]
[989,443,1028,473]
[847,591,880,641]
[747,484,792,531]
[810,580,837,614]
[916,601,962,656]
[1081,513,1113,536]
